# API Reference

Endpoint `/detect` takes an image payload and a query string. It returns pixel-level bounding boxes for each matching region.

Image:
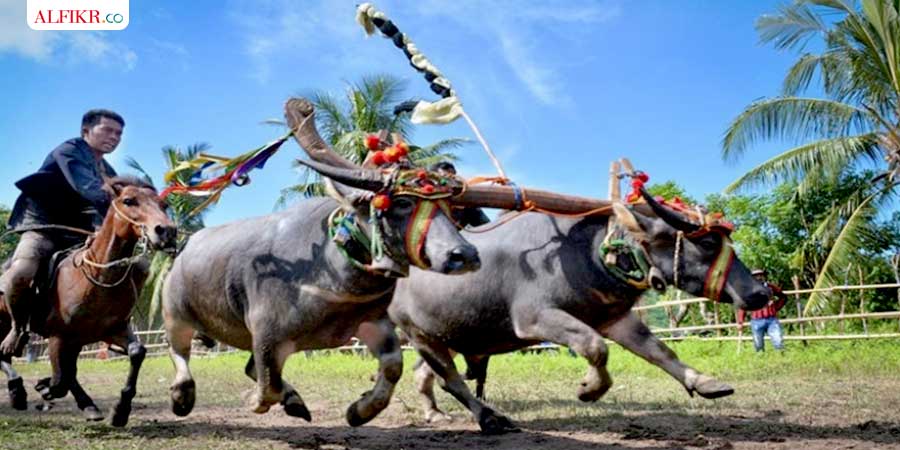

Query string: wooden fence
[15,282,900,362]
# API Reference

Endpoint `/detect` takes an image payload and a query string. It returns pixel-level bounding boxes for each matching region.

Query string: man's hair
[429,161,457,174]
[82,109,125,129]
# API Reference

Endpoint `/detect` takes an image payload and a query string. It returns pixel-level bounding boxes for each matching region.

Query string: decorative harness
[599,175,736,301]
[327,167,461,276]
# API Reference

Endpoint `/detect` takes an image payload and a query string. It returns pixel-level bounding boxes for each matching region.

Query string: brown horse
[0,176,176,426]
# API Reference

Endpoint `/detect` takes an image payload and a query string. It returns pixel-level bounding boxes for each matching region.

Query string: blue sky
[0,0,797,226]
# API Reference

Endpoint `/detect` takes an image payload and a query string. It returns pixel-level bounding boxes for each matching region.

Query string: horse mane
[104,175,157,193]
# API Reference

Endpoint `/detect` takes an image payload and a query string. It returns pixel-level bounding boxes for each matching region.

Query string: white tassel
[356,3,376,36]
[411,97,463,124]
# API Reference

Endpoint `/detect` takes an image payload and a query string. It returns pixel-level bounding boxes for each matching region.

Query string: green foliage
[646,180,698,204]
[722,1,900,314]
[0,204,19,263]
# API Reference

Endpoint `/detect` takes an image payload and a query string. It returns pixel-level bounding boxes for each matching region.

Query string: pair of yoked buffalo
[0,98,768,433]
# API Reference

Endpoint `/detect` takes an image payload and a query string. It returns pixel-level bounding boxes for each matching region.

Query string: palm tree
[721,0,900,313]
[276,74,469,207]
[126,144,212,329]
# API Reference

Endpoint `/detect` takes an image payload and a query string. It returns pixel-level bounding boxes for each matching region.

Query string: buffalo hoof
[282,392,311,421]
[692,376,734,399]
[478,408,519,435]
[577,381,611,402]
[83,405,104,422]
[35,401,53,412]
[108,402,131,427]
[8,378,26,410]
[424,408,450,423]
[170,379,196,417]
[346,401,368,427]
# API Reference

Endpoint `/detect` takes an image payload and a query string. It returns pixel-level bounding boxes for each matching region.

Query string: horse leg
[36,337,76,400]
[345,317,402,427]
[513,307,612,402]
[0,356,26,410]
[411,332,518,434]
[69,378,103,421]
[106,328,146,427]
[412,357,448,422]
[600,312,733,399]
[166,319,196,417]
[243,354,310,421]
[463,354,489,400]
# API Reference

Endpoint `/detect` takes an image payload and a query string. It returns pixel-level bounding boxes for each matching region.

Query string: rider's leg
[0,232,55,356]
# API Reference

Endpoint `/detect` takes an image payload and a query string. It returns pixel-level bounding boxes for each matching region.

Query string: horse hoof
[282,393,311,421]
[170,380,196,417]
[8,378,27,411]
[478,409,519,435]
[108,403,131,427]
[693,376,734,400]
[83,405,104,421]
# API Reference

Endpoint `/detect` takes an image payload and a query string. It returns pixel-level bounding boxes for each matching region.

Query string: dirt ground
[0,348,898,450]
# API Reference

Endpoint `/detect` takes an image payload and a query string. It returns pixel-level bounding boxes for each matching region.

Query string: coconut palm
[721,0,900,313]
[276,74,469,207]
[126,143,211,329]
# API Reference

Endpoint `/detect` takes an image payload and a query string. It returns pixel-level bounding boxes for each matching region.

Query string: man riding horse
[0,109,123,356]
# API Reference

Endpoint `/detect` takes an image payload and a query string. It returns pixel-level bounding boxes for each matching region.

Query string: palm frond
[722,97,874,161]
[725,133,882,192]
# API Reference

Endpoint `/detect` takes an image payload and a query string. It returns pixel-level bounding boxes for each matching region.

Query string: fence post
[858,266,868,336]
[893,253,900,333]
[792,275,808,347]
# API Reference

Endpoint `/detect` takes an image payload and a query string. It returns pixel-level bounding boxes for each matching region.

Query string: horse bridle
[76,199,151,288]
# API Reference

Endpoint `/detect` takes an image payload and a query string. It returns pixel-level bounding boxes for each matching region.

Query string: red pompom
[417,170,428,180]
[636,172,649,183]
[365,135,381,151]
[384,146,401,163]
[372,194,391,210]
[372,151,387,166]
[631,179,644,189]
[421,184,435,194]
[395,142,409,157]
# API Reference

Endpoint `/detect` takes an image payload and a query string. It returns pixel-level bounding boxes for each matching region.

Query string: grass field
[0,339,898,449]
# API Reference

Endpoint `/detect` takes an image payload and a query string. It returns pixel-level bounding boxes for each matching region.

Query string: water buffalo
[162,101,485,426]
[389,192,770,433]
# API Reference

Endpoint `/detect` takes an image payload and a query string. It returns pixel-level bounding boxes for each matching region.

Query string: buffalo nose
[444,245,481,274]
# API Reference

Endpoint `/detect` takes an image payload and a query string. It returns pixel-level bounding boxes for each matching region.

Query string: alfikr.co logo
[28,0,129,31]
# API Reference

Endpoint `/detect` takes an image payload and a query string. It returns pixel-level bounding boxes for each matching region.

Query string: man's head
[751,268,768,282]
[429,161,457,177]
[81,109,125,155]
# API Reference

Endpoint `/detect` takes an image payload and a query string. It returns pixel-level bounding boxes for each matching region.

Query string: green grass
[0,340,897,449]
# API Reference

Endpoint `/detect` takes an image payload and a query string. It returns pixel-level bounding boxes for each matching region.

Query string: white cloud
[0,1,137,70]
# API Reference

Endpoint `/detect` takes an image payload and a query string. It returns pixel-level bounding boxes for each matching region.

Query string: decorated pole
[284,97,615,215]
[355,3,508,179]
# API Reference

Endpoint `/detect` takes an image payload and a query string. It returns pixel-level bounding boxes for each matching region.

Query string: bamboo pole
[660,333,900,342]
[650,311,900,334]
[859,266,868,335]
[793,276,807,347]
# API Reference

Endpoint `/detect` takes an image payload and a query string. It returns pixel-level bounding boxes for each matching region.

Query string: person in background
[737,269,788,352]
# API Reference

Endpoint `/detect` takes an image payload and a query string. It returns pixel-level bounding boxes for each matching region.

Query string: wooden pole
[609,161,621,201]
[793,276,808,347]
[859,265,868,335]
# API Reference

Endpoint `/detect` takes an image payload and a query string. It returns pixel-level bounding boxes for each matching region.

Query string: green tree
[722,0,900,313]
[277,74,469,206]
[0,205,19,263]
[126,144,211,329]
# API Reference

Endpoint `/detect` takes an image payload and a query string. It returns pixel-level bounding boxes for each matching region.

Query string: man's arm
[770,284,788,313]
[53,145,111,215]
[736,308,746,326]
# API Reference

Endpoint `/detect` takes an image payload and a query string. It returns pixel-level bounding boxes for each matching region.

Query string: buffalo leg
[513,307,612,401]
[243,354,310,421]
[247,335,293,414]
[412,357,447,422]
[166,318,196,417]
[411,332,517,434]
[463,354,489,400]
[345,317,402,427]
[107,328,146,426]
[600,312,733,399]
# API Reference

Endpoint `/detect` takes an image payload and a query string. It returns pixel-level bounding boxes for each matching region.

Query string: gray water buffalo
[162,130,483,426]
[389,192,770,433]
